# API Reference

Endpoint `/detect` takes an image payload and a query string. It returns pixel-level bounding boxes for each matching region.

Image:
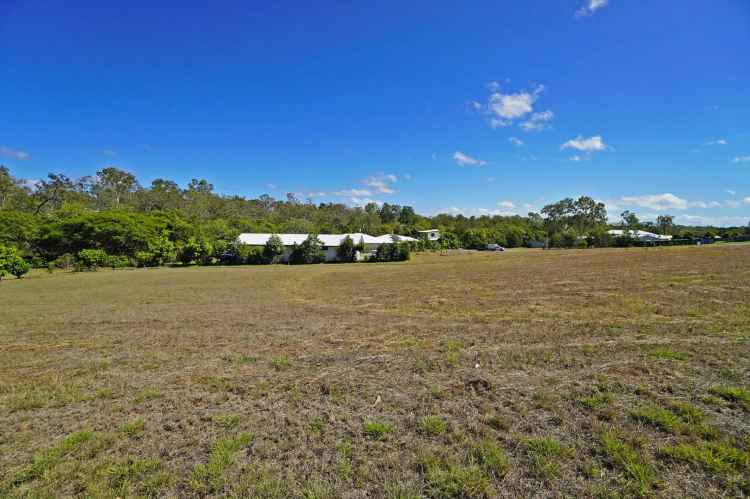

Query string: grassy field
[1,245,749,498]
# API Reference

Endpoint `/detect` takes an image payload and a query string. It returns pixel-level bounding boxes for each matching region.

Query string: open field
[1,245,750,498]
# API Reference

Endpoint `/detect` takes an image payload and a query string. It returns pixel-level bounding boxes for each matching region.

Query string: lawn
[1,245,749,497]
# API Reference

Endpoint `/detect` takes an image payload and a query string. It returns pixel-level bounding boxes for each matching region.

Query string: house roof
[417,229,439,233]
[607,229,673,241]
[237,233,417,246]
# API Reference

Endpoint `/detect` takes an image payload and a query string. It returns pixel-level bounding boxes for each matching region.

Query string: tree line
[0,165,748,276]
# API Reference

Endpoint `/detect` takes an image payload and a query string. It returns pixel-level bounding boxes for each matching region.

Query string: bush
[106,254,131,269]
[262,235,284,264]
[76,248,109,270]
[178,238,213,265]
[288,235,325,265]
[336,235,357,262]
[371,242,410,262]
[53,253,75,270]
[0,245,31,279]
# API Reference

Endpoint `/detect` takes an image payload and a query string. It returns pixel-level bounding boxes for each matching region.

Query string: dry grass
[1,244,750,497]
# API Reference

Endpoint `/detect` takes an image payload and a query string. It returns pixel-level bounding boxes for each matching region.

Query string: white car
[485,244,505,252]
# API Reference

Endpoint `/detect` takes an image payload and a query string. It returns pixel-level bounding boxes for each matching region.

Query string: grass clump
[363,420,392,440]
[102,457,171,496]
[309,416,327,434]
[630,401,715,438]
[213,414,241,429]
[120,418,145,438]
[523,436,571,479]
[647,346,690,361]
[132,389,162,404]
[468,439,510,478]
[300,479,334,499]
[271,355,291,370]
[709,385,750,410]
[232,464,289,498]
[418,453,491,498]
[190,433,253,494]
[660,441,749,475]
[418,415,447,436]
[598,428,656,497]
[578,391,616,410]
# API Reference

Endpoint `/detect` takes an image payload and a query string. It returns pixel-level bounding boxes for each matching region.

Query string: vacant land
[1,245,749,498]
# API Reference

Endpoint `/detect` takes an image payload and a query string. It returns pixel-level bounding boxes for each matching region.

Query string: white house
[607,229,673,242]
[418,229,440,241]
[237,233,417,262]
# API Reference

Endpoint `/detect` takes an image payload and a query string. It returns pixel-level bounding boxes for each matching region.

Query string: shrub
[371,242,410,262]
[76,248,109,270]
[106,254,130,269]
[178,237,213,265]
[0,245,31,279]
[418,415,447,436]
[53,253,75,269]
[336,235,357,262]
[362,420,392,440]
[288,235,325,265]
[263,234,284,263]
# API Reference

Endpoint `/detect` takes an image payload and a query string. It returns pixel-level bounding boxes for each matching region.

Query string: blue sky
[1,0,749,226]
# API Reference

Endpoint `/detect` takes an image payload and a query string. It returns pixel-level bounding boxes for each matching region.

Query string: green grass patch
[647,346,690,361]
[418,453,492,498]
[120,418,145,438]
[523,436,571,479]
[309,416,327,434]
[213,414,241,429]
[190,433,253,495]
[132,389,162,404]
[99,457,171,496]
[363,420,392,440]
[232,463,289,498]
[630,401,715,438]
[598,428,656,497]
[418,415,447,436]
[709,385,750,410]
[660,441,749,475]
[271,355,291,370]
[468,439,510,478]
[577,391,616,410]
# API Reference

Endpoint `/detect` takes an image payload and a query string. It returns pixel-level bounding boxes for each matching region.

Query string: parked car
[485,244,505,252]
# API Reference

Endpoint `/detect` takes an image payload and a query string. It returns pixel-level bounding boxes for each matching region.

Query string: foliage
[0,244,31,279]
[336,235,357,262]
[288,235,325,265]
[371,242,410,262]
[77,248,109,270]
[262,234,284,263]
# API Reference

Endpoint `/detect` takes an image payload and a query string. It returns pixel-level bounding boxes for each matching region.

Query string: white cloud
[475,83,551,131]
[619,193,689,211]
[705,139,728,146]
[498,201,515,209]
[349,197,383,207]
[520,110,554,131]
[744,197,750,205]
[0,145,31,161]
[561,135,609,152]
[453,150,487,167]
[576,0,609,17]
[689,200,722,209]
[674,214,750,226]
[266,183,278,190]
[568,155,585,162]
[362,173,398,193]
[726,189,736,196]
[726,200,741,208]
[508,137,524,147]
[335,188,373,197]
[732,156,750,163]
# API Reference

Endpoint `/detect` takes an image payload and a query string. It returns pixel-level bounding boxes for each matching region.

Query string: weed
[647,346,690,361]
[233,464,289,498]
[363,420,392,440]
[271,355,291,370]
[598,428,656,497]
[660,441,749,475]
[578,391,615,410]
[190,433,253,494]
[418,415,447,436]
[301,479,334,499]
[418,453,491,498]
[132,389,162,404]
[523,436,571,479]
[120,418,145,438]
[469,439,510,478]
[630,401,715,438]
[709,386,750,410]
[213,414,241,429]
[309,416,327,434]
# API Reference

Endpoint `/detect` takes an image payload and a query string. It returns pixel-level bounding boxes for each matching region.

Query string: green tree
[620,210,640,230]
[656,215,675,235]
[263,234,284,263]
[288,235,325,265]
[336,235,357,262]
[0,245,31,279]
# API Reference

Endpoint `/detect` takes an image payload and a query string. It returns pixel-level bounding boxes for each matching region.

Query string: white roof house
[607,229,673,242]
[237,233,417,262]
